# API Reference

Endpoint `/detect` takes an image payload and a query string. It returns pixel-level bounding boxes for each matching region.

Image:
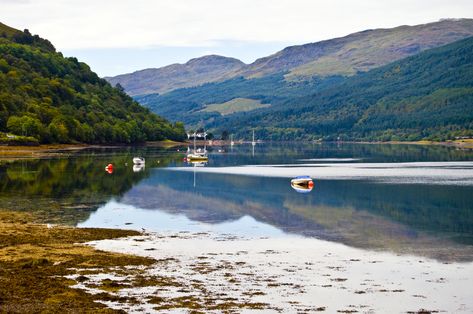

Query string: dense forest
[0,23,186,144]
[138,37,473,141]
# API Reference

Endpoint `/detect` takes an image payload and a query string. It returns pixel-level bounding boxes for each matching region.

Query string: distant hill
[110,19,473,96]
[140,36,473,141]
[105,55,245,96]
[0,22,186,144]
[238,18,473,80]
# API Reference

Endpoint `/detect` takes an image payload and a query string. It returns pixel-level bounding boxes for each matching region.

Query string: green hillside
[215,37,473,141]
[0,24,186,144]
[135,73,343,127]
[200,98,271,115]
[139,37,473,141]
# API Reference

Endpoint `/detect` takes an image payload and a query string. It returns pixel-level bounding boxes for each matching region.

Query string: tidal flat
[85,231,473,313]
[2,208,473,313]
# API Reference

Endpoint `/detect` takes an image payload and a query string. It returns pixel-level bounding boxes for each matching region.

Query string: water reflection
[0,146,182,224]
[1,143,473,262]
[115,168,473,261]
[133,164,145,173]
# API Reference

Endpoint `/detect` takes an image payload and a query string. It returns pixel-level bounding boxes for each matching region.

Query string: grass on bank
[200,98,271,115]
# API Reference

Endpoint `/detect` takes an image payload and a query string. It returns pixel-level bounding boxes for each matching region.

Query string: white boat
[187,153,208,162]
[187,129,209,162]
[251,130,256,146]
[133,157,145,165]
[290,176,314,193]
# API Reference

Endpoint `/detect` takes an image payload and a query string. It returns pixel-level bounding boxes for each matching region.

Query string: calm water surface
[2,143,473,262]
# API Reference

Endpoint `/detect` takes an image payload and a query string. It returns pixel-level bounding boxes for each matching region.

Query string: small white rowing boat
[133,157,145,165]
[290,176,314,193]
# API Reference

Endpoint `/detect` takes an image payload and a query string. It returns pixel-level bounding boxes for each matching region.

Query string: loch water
[2,142,473,262]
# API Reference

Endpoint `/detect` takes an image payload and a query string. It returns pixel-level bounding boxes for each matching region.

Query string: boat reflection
[186,158,207,188]
[133,164,145,173]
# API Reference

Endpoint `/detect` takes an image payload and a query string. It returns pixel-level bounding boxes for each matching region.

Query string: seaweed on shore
[0,209,153,313]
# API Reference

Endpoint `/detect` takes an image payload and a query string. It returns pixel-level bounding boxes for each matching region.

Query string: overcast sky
[2,0,472,76]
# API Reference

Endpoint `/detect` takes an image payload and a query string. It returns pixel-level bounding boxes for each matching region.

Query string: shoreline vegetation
[204,138,473,148]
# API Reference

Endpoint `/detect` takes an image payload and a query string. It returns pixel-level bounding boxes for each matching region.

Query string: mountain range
[137,36,473,141]
[107,19,473,95]
[108,19,473,141]
[105,55,245,96]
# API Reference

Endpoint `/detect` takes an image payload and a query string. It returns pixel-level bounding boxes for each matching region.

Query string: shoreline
[0,141,186,159]
[1,138,471,160]
[2,208,473,312]
[190,139,473,149]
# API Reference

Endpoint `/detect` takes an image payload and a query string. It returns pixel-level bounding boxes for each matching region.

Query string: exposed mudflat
[82,232,473,313]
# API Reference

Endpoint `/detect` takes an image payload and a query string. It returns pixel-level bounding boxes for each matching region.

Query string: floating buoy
[105,163,113,174]
[291,176,314,193]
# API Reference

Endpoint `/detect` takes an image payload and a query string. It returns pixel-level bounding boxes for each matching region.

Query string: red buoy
[105,163,113,174]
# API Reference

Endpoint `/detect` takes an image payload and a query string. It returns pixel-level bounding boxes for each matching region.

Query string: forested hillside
[0,22,186,144]
[136,74,344,127]
[139,37,473,141]
[210,37,473,141]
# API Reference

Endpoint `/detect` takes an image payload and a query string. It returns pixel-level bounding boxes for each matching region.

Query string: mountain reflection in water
[113,167,473,262]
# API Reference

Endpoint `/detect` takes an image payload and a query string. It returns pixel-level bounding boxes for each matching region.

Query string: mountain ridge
[107,18,473,95]
[240,18,473,79]
[105,54,245,96]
